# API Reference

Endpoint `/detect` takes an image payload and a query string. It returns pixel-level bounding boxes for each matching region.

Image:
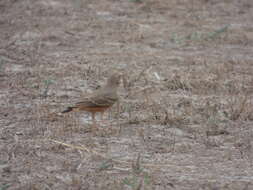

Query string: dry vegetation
[1,0,253,189]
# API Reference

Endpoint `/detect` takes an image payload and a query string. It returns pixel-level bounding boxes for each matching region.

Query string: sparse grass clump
[170,25,229,46]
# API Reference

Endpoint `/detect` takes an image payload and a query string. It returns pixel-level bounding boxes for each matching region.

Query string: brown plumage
[61,73,121,129]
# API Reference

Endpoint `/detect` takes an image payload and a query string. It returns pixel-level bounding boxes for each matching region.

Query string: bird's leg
[100,111,108,127]
[91,112,98,132]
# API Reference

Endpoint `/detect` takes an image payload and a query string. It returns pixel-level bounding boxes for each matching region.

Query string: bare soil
[1,0,253,189]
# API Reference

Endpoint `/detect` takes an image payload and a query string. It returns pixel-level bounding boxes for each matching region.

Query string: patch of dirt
[1,0,253,189]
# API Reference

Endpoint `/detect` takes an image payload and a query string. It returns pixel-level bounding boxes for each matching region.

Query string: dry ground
[1,0,253,189]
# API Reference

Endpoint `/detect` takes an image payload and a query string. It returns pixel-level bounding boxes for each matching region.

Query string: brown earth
[1,0,253,189]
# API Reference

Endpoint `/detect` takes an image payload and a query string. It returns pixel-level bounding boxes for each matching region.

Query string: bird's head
[106,73,122,88]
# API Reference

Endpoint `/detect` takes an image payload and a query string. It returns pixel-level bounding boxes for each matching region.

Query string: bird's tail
[61,107,75,113]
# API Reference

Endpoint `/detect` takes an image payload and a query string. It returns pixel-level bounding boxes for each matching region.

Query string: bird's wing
[75,93,118,108]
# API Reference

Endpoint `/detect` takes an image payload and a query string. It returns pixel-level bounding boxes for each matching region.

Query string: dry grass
[1,0,253,189]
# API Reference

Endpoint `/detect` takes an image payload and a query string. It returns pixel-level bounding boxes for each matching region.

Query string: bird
[61,73,121,130]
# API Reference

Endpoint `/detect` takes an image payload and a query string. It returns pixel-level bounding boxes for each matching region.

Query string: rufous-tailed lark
[61,73,121,130]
